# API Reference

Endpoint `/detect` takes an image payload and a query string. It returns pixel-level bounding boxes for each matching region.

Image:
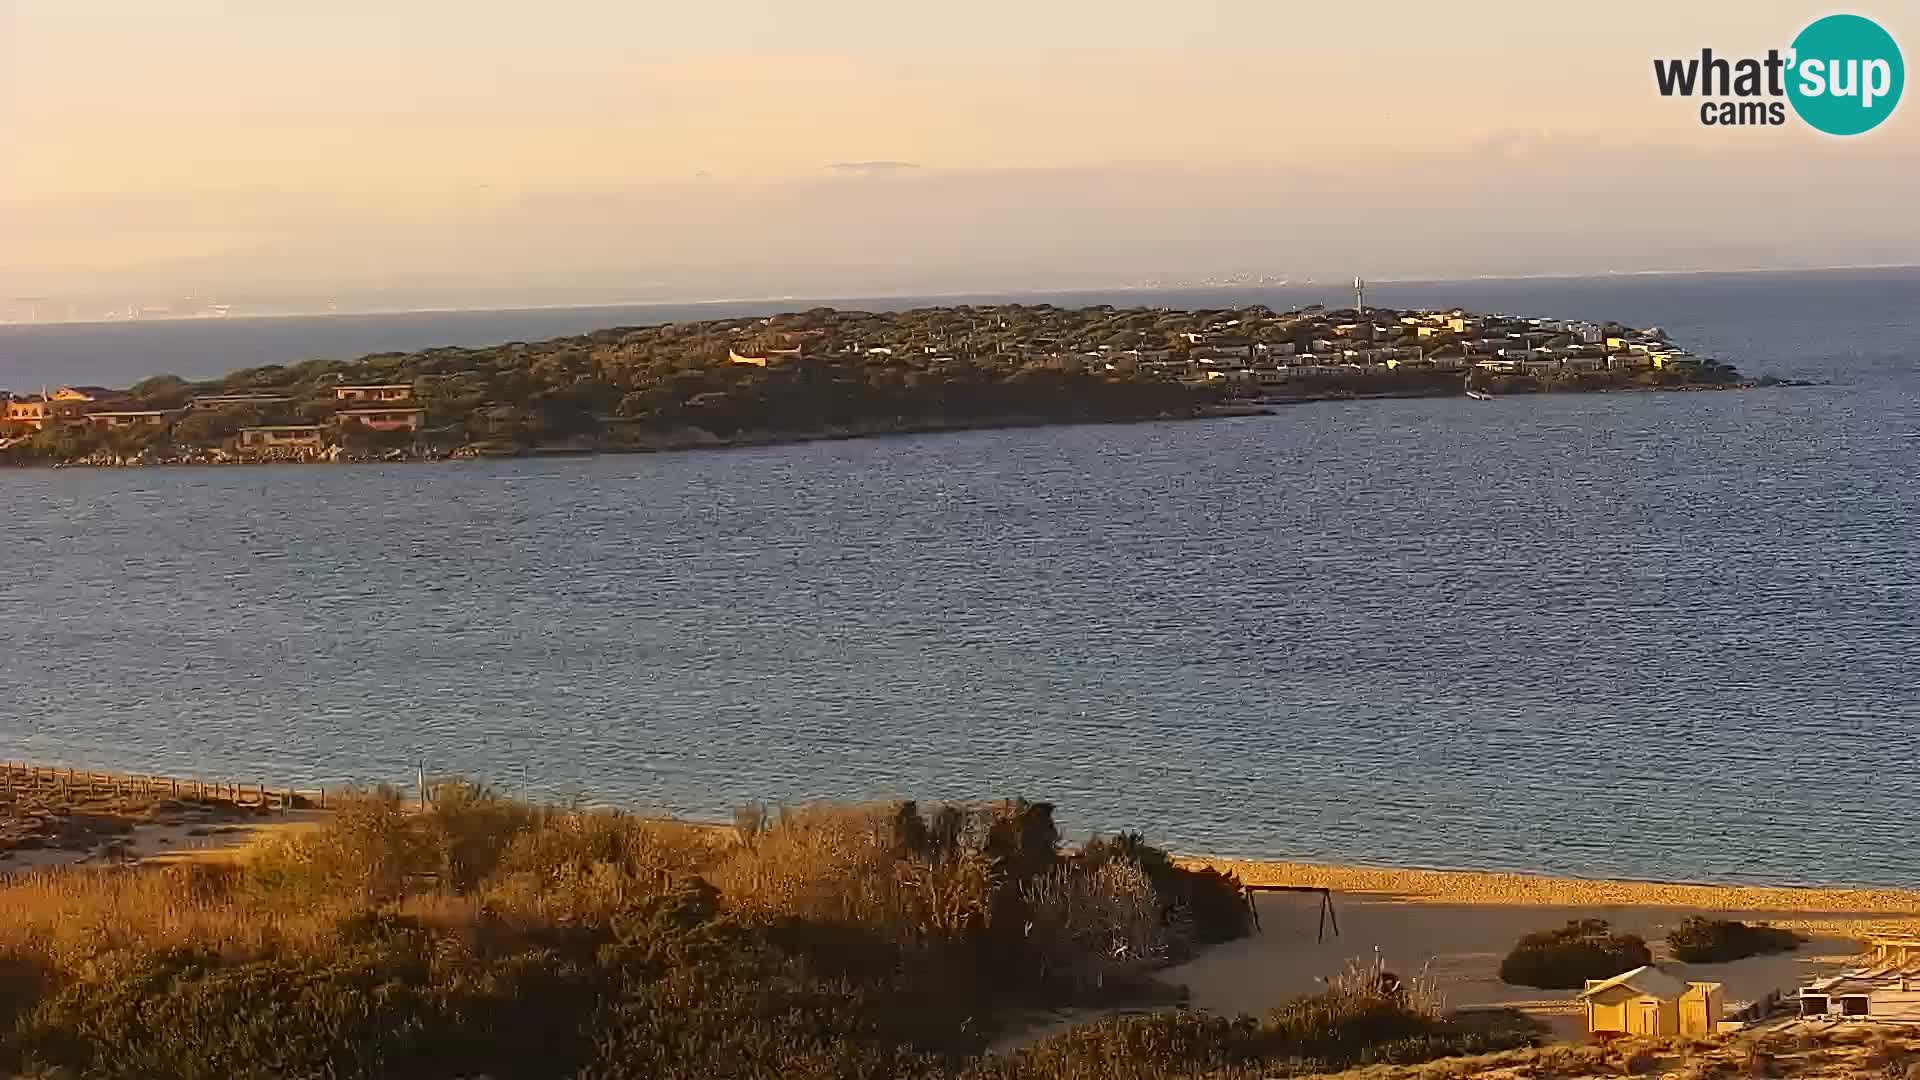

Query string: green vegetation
[1498,919,1653,990]
[0,302,1748,466]
[1,306,1230,464]
[0,786,1534,1079]
[1665,916,1803,964]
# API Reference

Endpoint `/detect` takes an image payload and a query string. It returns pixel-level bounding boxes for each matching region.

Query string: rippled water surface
[3,271,1917,885]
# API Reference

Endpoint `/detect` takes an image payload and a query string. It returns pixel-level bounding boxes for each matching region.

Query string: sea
[2,269,1916,887]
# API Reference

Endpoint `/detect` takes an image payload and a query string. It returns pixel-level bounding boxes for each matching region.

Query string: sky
[3,0,1916,315]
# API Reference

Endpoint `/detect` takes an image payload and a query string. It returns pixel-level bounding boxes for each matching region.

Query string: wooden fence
[0,762,330,811]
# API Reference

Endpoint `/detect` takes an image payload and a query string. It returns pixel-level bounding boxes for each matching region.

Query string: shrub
[979,976,1534,1080]
[1078,834,1252,945]
[978,1011,1259,1080]
[1499,919,1652,989]
[1018,860,1168,994]
[419,780,538,889]
[0,789,1309,1080]
[13,947,509,1080]
[1666,918,1802,964]
[249,787,422,902]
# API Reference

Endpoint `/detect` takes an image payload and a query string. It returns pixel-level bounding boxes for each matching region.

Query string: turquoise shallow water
[2,270,1916,886]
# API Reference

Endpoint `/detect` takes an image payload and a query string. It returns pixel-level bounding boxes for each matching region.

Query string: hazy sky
[4,1,1916,310]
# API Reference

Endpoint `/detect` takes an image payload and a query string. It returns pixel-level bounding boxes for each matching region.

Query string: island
[0,302,1752,466]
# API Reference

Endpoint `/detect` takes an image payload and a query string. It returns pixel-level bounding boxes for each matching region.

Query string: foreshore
[5,376,1805,471]
[1188,856,1920,921]
[1159,856,1919,1040]
[8,769,1912,1045]
[3,405,1274,470]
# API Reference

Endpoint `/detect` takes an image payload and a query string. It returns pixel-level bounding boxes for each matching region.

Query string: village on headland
[0,296,1766,467]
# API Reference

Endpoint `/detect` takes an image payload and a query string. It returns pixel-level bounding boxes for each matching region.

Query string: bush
[11,946,605,1080]
[0,787,1377,1080]
[977,975,1535,1080]
[1499,919,1652,989]
[1666,918,1803,964]
[979,1011,1258,1080]
[1079,834,1252,945]
[1018,861,1168,994]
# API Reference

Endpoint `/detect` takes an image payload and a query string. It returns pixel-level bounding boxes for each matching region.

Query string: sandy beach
[0,779,327,875]
[1162,858,1920,1040]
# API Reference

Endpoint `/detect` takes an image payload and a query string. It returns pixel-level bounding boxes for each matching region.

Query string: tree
[1499,920,1651,989]
[172,405,266,444]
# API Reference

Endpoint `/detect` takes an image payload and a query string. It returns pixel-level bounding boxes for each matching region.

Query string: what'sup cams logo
[1654,13,1904,134]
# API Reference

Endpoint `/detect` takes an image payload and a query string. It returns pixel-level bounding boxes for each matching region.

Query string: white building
[1800,939,1920,1022]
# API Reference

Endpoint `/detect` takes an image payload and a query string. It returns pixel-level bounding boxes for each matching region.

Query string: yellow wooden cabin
[1580,966,1723,1038]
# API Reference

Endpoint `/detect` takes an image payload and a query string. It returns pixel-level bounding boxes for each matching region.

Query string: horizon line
[4,261,1917,330]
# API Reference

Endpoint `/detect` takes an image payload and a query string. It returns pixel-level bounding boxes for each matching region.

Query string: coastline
[5,405,1274,470]
[9,759,1915,918]
[4,376,1790,470]
[1163,855,1919,1039]
[1185,856,1920,921]
[10,765,1911,1045]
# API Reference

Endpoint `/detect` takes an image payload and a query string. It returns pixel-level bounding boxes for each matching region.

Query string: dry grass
[706,803,998,939]
[7,786,1570,1080]
[1325,950,1447,1019]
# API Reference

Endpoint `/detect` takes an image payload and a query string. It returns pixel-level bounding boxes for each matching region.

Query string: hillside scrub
[1498,919,1652,989]
[0,783,1534,1079]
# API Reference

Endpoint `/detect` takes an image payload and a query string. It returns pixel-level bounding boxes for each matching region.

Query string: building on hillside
[83,410,174,430]
[334,384,414,402]
[51,386,121,404]
[1136,359,1192,380]
[728,346,806,366]
[190,394,294,410]
[1651,352,1702,371]
[336,407,426,433]
[240,425,327,450]
[1198,336,1256,361]
[4,396,52,429]
[1798,938,1920,1022]
[1580,966,1723,1038]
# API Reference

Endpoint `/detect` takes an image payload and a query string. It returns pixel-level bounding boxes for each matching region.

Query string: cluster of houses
[981,307,1708,388]
[1578,937,1920,1041]
[0,381,427,453]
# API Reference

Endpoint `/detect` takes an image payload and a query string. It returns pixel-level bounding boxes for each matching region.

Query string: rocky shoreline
[5,377,1820,470]
[15,405,1274,470]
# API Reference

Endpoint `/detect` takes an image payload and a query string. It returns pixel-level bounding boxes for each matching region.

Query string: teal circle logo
[1787,14,1904,135]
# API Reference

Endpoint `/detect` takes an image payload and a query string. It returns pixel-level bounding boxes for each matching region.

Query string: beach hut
[1580,966,1723,1037]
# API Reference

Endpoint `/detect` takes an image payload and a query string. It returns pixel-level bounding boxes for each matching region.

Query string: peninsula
[0,302,1747,466]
